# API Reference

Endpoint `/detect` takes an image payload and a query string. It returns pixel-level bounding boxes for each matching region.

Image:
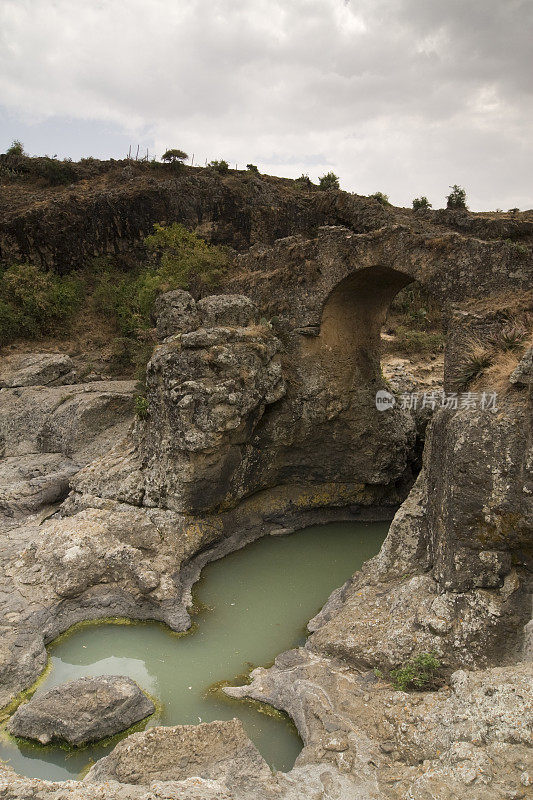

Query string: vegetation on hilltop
[161,149,188,164]
[446,184,467,210]
[370,191,389,205]
[412,196,431,211]
[318,171,340,190]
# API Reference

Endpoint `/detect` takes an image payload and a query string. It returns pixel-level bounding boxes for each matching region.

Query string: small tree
[161,149,188,164]
[318,172,340,190]
[295,173,312,188]
[6,140,25,156]
[246,163,259,174]
[446,184,467,209]
[412,196,432,211]
[370,191,389,205]
[208,159,229,174]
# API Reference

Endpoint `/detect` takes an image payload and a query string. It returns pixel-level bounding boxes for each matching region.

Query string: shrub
[508,207,520,214]
[412,196,432,211]
[0,263,83,345]
[144,222,228,294]
[318,172,340,190]
[36,157,77,186]
[246,163,259,174]
[134,394,149,419]
[391,652,441,692]
[93,224,228,339]
[370,191,389,205]
[208,159,229,174]
[6,139,24,156]
[295,173,312,188]
[161,149,188,164]
[446,184,467,209]
[503,239,529,258]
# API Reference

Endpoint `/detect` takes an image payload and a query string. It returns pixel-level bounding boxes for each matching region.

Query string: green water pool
[0,520,388,780]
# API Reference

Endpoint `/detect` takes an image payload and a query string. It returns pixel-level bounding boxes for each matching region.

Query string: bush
[0,263,83,345]
[5,139,25,156]
[93,224,228,339]
[246,163,259,174]
[318,172,340,190]
[391,652,441,691]
[208,159,229,174]
[294,173,312,188]
[412,196,432,211]
[503,239,529,258]
[161,149,188,164]
[36,157,77,186]
[370,191,389,205]
[446,184,467,209]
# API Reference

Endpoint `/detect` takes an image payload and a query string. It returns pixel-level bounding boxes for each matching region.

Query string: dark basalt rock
[7,675,155,746]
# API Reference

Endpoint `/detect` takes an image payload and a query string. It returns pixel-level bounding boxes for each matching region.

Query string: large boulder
[308,396,533,671]
[7,675,154,745]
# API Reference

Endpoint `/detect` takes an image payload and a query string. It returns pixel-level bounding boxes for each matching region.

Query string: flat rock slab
[0,353,74,388]
[7,675,155,746]
[85,719,272,786]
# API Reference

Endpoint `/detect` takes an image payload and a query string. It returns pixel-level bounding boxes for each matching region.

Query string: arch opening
[302,265,415,390]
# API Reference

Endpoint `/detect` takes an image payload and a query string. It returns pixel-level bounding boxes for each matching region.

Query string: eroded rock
[85,719,271,788]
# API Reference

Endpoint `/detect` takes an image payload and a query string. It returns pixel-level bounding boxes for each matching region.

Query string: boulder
[197,294,257,327]
[0,380,135,460]
[7,675,154,745]
[154,289,199,340]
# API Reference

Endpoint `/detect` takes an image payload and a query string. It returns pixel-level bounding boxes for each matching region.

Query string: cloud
[0,0,531,209]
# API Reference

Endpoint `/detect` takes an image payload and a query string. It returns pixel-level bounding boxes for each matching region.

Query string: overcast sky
[1,0,532,210]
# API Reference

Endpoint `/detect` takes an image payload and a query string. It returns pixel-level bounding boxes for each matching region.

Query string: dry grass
[460,289,533,318]
[462,333,532,394]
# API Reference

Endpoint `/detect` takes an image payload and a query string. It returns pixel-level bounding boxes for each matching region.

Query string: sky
[1,0,532,211]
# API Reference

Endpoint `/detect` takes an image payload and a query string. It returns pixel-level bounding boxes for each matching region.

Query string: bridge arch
[300,264,415,390]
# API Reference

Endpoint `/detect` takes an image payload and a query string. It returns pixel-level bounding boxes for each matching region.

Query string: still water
[0,520,387,780]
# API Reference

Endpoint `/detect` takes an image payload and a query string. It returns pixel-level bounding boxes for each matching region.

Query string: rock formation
[7,675,154,745]
[0,176,531,799]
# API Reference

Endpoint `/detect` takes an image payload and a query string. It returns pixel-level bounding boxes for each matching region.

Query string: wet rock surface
[7,675,155,745]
